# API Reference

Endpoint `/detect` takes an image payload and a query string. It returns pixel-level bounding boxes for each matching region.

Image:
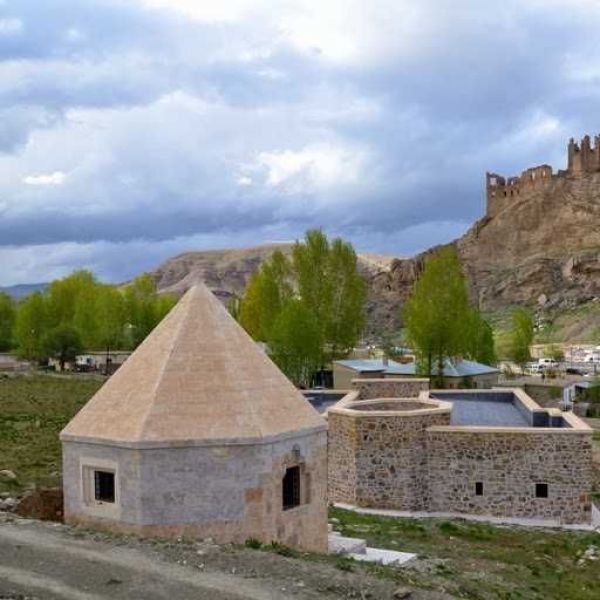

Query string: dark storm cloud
[1,0,600,284]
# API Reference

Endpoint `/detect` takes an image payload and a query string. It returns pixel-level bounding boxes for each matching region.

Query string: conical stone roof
[61,285,326,447]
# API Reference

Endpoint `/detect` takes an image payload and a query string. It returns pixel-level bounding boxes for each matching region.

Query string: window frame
[535,483,549,498]
[80,458,120,517]
[282,465,302,511]
[94,470,116,503]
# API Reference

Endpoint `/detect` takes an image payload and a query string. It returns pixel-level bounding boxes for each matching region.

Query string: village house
[333,358,499,390]
[60,285,328,552]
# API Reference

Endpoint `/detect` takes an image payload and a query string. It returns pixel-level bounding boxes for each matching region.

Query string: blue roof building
[333,358,499,389]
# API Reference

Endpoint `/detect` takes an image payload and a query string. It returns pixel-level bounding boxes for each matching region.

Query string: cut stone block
[328,533,366,555]
[350,547,416,566]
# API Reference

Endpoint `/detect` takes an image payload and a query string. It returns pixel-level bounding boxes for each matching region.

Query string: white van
[537,358,559,368]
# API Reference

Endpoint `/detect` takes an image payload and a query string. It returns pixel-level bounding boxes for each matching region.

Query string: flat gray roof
[448,397,530,427]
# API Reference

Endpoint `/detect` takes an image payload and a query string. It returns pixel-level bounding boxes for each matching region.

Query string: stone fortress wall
[327,379,593,525]
[486,133,600,218]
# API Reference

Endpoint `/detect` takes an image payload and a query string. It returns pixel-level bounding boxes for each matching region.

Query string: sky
[1,0,600,285]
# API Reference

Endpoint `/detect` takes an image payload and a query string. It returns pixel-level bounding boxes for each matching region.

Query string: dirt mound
[14,488,63,522]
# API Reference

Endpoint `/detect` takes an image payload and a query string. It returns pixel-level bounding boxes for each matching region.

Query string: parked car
[566,367,584,375]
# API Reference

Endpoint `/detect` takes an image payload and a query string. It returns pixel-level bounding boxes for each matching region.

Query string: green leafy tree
[46,270,98,328]
[124,274,160,347]
[124,274,176,348]
[467,311,497,366]
[14,292,49,362]
[404,247,472,386]
[239,273,263,339]
[239,230,367,383]
[325,238,367,359]
[72,281,102,348]
[508,308,534,372]
[292,230,332,340]
[95,286,127,370]
[270,300,321,388]
[257,250,293,340]
[292,230,366,363]
[0,292,15,351]
[42,324,83,371]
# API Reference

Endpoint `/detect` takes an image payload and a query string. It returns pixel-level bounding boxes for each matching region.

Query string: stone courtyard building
[328,379,593,525]
[60,285,328,552]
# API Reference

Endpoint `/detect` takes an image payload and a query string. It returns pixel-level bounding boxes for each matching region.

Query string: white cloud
[251,143,369,192]
[65,27,87,43]
[139,0,431,66]
[0,18,23,36]
[237,175,253,186]
[22,171,66,186]
[140,0,257,23]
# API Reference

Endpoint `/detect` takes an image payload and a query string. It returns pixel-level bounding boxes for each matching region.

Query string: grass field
[0,373,103,493]
[329,508,600,600]
[1,374,600,599]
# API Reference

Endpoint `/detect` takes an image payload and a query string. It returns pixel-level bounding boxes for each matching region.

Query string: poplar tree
[238,273,262,339]
[404,246,487,386]
[269,300,321,388]
[42,324,83,371]
[0,293,15,351]
[238,229,367,382]
[14,292,49,362]
[508,307,534,372]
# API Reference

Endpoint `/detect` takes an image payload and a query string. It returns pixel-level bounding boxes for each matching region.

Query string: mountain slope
[151,173,599,339]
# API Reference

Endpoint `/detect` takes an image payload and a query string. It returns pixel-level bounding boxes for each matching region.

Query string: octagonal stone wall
[327,398,451,510]
[63,429,328,552]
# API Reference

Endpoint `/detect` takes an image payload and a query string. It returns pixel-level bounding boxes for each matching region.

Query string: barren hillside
[151,168,599,339]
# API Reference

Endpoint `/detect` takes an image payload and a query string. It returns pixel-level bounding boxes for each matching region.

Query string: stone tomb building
[60,285,328,552]
[328,379,593,525]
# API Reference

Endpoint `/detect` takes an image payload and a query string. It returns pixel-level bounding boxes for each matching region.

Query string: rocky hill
[153,137,600,339]
[153,244,397,333]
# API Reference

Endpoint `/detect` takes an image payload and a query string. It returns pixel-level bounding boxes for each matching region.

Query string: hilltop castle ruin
[486,134,600,218]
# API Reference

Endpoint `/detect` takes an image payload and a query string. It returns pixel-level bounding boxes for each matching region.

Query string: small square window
[475,482,484,496]
[282,466,301,510]
[535,483,548,498]
[94,470,115,503]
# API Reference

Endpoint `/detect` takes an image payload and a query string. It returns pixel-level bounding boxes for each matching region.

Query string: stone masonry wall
[426,430,593,524]
[63,430,328,552]
[327,409,450,510]
[351,378,429,400]
[327,412,358,505]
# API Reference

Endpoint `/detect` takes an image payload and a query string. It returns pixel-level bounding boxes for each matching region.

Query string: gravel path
[0,515,456,600]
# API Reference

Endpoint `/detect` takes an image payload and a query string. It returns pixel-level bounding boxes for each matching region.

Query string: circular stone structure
[327,396,451,510]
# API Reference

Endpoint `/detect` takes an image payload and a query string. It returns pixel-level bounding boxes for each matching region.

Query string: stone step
[350,547,416,566]
[328,533,367,555]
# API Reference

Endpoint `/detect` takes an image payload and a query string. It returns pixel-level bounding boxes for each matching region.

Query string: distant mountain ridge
[0,283,48,299]
[152,243,398,333]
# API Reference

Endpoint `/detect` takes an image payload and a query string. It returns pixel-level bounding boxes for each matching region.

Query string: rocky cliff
[153,164,599,338]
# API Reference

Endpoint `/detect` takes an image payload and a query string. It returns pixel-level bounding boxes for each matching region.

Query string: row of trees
[403,247,496,385]
[237,230,367,387]
[0,270,176,368]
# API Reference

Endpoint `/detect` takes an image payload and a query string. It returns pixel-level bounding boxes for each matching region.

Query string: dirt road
[0,516,454,600]
[0,521,277,600]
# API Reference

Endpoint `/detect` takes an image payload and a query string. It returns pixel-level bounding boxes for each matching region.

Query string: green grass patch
[0,373,103,493]
[329,507,600,600]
